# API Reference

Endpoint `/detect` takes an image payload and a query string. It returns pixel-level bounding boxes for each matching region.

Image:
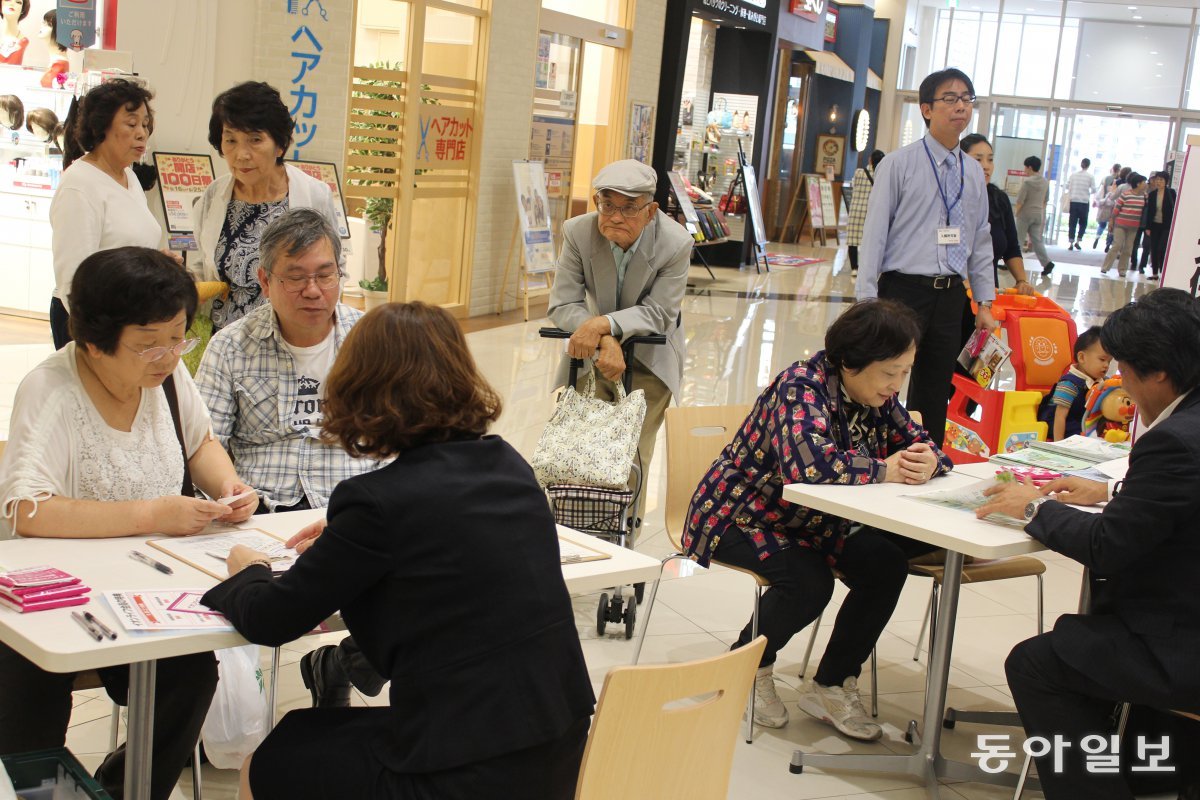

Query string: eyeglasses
[595,199,652,219]
[124,338,200,363]
[934,93,977,108]
[272,271,345,293]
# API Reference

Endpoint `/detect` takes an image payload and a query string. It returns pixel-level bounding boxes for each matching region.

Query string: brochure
[991,435,1130,470]
[903,476,1027,529]
[103,589,233,632]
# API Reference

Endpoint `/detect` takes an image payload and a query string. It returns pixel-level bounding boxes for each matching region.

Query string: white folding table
[782,463,1052,798]
[0,511,662,800]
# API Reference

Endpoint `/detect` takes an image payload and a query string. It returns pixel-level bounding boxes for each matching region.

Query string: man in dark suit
[978,288,1200,799]
[1139,171,1176,279]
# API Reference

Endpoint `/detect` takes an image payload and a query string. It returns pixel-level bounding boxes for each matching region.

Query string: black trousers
[49,296,71,350]
[715,527,937,683]
[848,245,859,272]
[0,641,217,800]
[1147,223,1169,276]
[1006,629,1196,800]
[1068,202,1090,242]
[878,271,967,449]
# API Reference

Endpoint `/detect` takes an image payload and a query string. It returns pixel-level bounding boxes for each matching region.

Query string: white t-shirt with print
[279,328,336,435]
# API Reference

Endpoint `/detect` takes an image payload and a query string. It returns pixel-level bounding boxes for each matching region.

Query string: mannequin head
[26,108,58,142]
[0,0,30,23]
[0,94,23,130]
[39,9,65,54]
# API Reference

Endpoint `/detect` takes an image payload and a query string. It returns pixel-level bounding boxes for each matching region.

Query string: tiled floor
[0,242,1167,798]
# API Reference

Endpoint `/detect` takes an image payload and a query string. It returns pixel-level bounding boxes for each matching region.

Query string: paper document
[104,589,233,632]
[904,478,1027,529]
[149,529,296,579]
[558,536,611,564]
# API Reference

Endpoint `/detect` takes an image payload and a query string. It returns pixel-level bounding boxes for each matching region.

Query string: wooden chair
[634,404,876,743]
[574,636,766,800]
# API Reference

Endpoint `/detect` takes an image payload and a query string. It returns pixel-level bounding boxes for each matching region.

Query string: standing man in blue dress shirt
[856,67,998,448]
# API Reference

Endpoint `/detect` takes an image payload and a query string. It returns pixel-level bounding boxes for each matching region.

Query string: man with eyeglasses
[196,207,386,708]
[856,67,998,449]
[548,159,693,532]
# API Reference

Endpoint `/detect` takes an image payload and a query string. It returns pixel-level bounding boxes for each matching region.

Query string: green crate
[2,748,113,799]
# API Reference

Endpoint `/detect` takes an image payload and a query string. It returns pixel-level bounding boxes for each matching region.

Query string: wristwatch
[979,300,993,309]
[1023,496,1051,522]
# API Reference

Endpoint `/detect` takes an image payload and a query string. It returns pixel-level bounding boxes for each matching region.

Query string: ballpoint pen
[83,611,118,640]
[71,611,103,642]
[129,550,174,575]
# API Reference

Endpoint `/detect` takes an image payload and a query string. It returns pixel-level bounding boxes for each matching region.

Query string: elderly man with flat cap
[548,159,693,532]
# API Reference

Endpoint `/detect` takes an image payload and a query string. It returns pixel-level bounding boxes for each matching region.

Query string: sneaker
[797,677,883,741]
[1092,237,1099,249]
[1042,262,1055,276]
[300,645,352,708]
[747,665,789,728]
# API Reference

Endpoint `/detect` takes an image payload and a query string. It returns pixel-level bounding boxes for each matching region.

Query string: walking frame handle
[538,327,667,392]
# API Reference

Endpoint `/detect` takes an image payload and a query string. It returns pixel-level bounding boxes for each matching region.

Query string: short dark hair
[1024,155,1042,172]
[869,149,885,169]
[1073,326,1104,362]
[959,133,990,154]
[1100,288,1200,394]
[917,68,975,128]
[1081,158,1091,169]
[1127,172,1145,189]
[1118,167,1131,180]
[322,302,503,458]
[72,79,154,154]
[259,208,343,275]
[825,300,922,372]
[68,247,198,355]
[1111,163,1121,172]
[0,0,29,20]
[207,82,294,166]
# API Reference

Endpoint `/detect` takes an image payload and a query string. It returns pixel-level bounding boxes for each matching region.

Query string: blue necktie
[944,154,967,275]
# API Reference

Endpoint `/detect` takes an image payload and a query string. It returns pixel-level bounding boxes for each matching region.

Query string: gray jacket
[547,210,693,398]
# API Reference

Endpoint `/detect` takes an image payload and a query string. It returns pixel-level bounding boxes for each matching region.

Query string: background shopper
[845,149,885,276]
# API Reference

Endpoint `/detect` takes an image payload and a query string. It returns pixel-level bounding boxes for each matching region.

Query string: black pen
[129,550,173,575]
[71,611,103,642]
[83,611,118,640]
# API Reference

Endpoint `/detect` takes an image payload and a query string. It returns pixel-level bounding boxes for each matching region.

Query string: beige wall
[469,0,669,316]
[872,0,905,151]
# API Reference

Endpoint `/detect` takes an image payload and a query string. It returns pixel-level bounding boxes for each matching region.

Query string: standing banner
[286,160,351,239]
[152,153,215,242]
[817,177,837,226]
[806,175,824,229]
[57,0,97,51]
[1160,136,1200,298]
[513,160,556,273]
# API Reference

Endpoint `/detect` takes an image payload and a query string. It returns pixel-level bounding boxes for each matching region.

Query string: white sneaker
[747,665,789,728]
[796,676,883,741]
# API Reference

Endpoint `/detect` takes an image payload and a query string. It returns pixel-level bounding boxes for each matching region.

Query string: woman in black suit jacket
[202,302,595,800]
[1140,171,1176,279]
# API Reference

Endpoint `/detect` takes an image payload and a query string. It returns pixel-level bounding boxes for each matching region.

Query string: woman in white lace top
[0,247,259,800]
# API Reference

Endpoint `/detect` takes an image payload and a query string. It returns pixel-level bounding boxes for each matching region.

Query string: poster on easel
[152,152,215,236]
[742,164,767,253]
[287,160,352,239]
[513,160,556,273]
[806,175,825,230]
[668,172,702,240]
[817,177,837,227]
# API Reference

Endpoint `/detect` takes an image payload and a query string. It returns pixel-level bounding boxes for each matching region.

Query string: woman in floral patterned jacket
[682,299,953,742]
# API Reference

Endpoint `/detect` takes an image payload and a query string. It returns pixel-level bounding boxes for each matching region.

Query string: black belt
[883,272,964,290]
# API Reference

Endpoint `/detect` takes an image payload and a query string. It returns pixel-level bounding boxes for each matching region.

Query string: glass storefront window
[992,0,1063,99]
[355,0,410,67]
[541,0,624,26]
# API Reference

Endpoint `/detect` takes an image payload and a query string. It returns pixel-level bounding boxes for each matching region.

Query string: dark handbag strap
[866,167,875,186]
[163,374,195,497]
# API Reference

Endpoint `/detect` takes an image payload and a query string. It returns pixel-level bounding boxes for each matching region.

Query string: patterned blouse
[681,351,953,568]
[211,197,290,330]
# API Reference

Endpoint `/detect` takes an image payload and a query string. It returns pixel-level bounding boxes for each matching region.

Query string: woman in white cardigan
[192,81,341,331]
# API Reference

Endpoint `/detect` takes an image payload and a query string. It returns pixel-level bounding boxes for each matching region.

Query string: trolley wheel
[789,764,804,775]
[596,592,609,635]
[624,591,637,640]
[634,582,645,605]
[942,717,956,730]
[903,730,914,744]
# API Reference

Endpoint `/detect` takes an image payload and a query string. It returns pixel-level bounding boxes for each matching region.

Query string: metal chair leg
[109,703,120,751]
[1035,573,1044,633]
[914,584,934,661]
[869,647,878,717]
[191,740,203,799]
[798,610,824,679]
[266,646,280,734]
[745,584,762,743]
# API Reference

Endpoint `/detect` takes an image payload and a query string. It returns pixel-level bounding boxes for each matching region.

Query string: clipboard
[559,535,611,565]
[148,528,294,580]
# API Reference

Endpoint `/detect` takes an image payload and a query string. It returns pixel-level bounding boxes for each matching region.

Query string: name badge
[937,226,962,245]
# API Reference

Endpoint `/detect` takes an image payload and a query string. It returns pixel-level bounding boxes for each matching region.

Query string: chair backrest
[574,636,766,800]
[664,405,753,552]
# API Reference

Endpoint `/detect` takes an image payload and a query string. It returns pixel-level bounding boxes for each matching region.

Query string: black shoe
[300,645,352,708]
[1042,262,1055,276]
[1092,238,1099,249]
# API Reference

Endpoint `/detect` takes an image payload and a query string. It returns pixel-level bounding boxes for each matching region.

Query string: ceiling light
[1127,4,1137,8]
[1133,14,1143,18]
[1150,50,1158,54]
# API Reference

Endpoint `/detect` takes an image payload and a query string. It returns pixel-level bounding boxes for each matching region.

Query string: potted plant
[359,195,392,311]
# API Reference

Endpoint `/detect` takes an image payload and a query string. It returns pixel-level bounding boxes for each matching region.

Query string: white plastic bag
[0,756,16,800]
[201,645,269,769]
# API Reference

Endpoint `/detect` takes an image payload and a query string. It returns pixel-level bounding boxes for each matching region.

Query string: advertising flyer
[153,152,215,234]
[286,160,351,239]
[512,160,556,273]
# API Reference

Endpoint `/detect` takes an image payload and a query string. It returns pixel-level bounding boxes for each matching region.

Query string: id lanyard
[921,139,964,226]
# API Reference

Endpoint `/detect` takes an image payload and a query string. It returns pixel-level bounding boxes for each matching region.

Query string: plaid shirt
[195,302,381,511]
[681,352,953,568]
